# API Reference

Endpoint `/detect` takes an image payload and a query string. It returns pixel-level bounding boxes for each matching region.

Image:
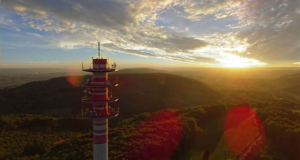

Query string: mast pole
[98,41,101,58]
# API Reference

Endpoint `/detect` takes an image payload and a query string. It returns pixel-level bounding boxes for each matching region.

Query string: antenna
[98,41,100,58]
[82,40,119,160]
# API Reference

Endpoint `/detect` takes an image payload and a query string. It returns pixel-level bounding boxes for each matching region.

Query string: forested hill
[278,72,300,95]
[279,72,300,80]
[0,73,222,116]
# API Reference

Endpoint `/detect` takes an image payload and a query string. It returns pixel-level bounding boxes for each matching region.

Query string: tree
[23,139,46,156]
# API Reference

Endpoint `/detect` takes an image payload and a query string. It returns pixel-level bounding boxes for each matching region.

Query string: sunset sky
[1,0,299,69]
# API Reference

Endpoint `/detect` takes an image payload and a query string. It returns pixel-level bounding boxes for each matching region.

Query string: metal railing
[82,96,117,101]
[82,107,119,118]
[82,62,117,70]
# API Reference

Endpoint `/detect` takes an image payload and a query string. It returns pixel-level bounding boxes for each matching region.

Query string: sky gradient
[1,0,300,69]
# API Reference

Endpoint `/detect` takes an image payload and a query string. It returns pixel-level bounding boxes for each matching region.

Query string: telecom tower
[82,42,118,160]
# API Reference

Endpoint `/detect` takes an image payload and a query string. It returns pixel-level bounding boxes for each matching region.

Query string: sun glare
[216,54,266,68]
[66,76,83,87]
[222,61,251,68]
[223,107,265,158]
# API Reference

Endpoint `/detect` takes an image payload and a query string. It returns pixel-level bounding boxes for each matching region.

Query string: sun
[216,54,266,68]
[217,59,252,68]
[222,61,251,68]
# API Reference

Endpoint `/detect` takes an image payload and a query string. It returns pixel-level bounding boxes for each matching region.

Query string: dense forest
[0,72,300,159]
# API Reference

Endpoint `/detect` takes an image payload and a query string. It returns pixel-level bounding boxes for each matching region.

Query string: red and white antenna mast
[82,41,119,160]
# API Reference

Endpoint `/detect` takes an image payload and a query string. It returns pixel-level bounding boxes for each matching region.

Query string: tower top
[98,41,101,58]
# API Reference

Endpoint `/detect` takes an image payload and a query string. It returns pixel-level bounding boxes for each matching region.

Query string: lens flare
[66,76,83,87]
[128,110,183,160]
[223,107,265,158]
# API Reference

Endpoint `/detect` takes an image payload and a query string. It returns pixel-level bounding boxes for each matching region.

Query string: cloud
[190,56,219,63]
[132,32,208,53]
[178,0,242,20]
[29,60,59,64]
[27,32,44,39]
[1,0,208,54]
[150,35,208,53]
[235,0,300,63]
[103,43,158,58]
[0,12,21,31]
[103,43,219,64]
[177,0,300,64]
[1,0,137,32]
[1,0,299,66]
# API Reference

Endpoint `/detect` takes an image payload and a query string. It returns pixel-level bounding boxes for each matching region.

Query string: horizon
[1,0,300,69]
[1,66,300,71]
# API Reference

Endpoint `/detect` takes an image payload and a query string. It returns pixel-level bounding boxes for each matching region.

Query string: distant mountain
[0,73,222,116]
[0,68,161,89]
[0,68,86,89]
[0,68,65,75]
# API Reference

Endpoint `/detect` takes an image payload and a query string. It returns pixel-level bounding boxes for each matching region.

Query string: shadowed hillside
[110,73,221,117]
[0,73,222,117]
